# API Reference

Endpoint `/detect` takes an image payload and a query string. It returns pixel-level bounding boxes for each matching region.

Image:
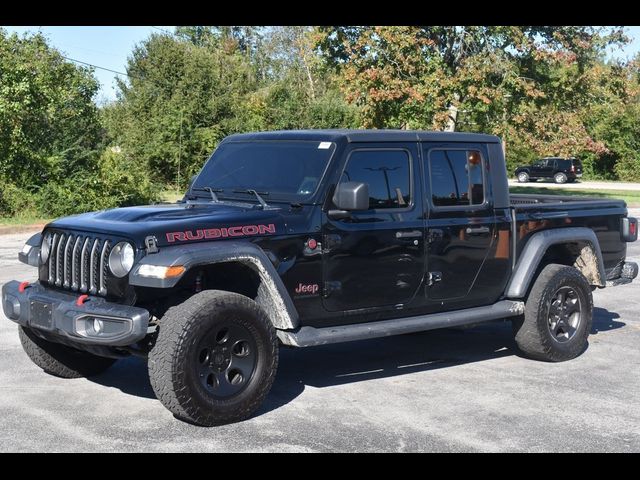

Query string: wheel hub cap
[548,286,581,343]
[195,323,257,398]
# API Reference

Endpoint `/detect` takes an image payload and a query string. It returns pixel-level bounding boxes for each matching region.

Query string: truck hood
[46,201,288,248]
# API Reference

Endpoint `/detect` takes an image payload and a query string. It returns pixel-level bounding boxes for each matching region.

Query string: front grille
[44,231,112,296]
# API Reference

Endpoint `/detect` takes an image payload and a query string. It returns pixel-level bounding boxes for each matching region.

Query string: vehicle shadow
[591,307,625,334]
[88,307,625,418]
[259,321,520,416]
[89,356,156,399]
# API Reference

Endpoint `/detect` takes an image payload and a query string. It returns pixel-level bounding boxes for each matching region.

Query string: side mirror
[332,181,369,212]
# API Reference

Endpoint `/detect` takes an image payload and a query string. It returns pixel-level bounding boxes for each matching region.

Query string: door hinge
[428,272,442,286]
[323,234,341,252]
[323,281,341,298]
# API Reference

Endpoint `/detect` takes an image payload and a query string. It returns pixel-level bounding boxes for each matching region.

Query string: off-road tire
[513,264,593,362]
[19,326,116,378]
[148,290,278,426]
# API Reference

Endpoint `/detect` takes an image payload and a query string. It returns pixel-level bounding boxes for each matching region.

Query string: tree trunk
[444,93,460,132]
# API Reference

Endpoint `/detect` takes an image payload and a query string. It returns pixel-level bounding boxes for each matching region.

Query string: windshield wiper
[233,189,270,209]
[192,187,223,202]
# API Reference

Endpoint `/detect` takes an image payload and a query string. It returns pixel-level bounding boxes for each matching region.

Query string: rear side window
[557,159,571,169]
[428,150,485,207]
[340,150,411,209]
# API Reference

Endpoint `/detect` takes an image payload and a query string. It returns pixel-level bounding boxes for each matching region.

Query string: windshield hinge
[145,235,159,254]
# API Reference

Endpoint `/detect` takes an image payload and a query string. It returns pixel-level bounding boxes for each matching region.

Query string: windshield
[191,140,336,202]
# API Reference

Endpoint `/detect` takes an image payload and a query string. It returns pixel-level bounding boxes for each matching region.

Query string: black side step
[277,300,525,347]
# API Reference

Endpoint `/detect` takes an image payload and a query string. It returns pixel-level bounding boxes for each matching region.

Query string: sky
[2,26,175,104]
[3,25,640,104]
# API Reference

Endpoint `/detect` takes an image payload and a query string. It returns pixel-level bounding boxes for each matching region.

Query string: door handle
[466,226,490,235]
[395,230,422,239]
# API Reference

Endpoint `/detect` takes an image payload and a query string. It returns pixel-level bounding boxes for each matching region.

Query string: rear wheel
[148,290,278,426]
[517,172,530,183]
[19,326,116,378]
[513,264,593,362]
[554,172,568,184]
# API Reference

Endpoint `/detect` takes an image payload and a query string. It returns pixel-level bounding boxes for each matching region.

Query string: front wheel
[148,290,278,426]
[19,326,116,378]
[513,264,593,362]
[517,172,530,183]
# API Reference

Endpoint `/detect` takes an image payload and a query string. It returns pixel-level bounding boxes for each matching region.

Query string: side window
[340,150,411,209]
[428,149,485,207]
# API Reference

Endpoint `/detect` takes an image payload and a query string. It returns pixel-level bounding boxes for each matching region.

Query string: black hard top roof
[225,129,501,144]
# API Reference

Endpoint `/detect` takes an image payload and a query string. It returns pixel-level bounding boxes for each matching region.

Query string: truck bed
[509,193,628,276]
[510,193,626,209]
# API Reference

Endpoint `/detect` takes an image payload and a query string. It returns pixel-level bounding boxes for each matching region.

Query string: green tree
[0,29,102,187]
[0,29,159,217]
[105,32,259,187]
[106,27,360,189]
[316,26,630,174]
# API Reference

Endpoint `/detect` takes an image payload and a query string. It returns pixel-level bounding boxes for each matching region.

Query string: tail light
[622,217,638,242]
[570,165,575,173]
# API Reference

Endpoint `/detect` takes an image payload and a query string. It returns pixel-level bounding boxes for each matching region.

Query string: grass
[161,189,183,203]
[0,215,52,227]
[509,186,640,207]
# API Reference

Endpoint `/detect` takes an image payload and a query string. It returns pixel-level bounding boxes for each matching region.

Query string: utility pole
[177,109,183,189]
[502,94,512,158]
[444,93,461,132]
[365,166,400,203]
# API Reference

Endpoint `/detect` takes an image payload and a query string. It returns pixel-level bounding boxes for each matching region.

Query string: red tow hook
[76,294,90,306]
[18,281,30,293]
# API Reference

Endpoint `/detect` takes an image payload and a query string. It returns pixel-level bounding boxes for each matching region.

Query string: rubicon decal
[166,224,276,243]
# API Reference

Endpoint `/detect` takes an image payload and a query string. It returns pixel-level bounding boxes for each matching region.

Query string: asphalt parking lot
[1,215,640,452]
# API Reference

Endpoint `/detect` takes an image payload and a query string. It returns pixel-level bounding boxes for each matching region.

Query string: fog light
[74,315,132,340]
[93,318,104,334]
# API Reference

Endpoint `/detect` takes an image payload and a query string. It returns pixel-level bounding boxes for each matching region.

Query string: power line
[61,55,132,78]
[151,26,175,36]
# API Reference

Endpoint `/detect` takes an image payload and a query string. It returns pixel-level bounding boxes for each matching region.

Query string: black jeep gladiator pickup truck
[3,130,638,426]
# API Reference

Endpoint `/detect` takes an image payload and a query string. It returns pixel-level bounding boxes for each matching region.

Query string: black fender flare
[129,241,299,330]
[505,227,606,299]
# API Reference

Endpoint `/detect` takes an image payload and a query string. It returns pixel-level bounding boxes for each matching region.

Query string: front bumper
[2,281,149,347]
[606,261,639,287]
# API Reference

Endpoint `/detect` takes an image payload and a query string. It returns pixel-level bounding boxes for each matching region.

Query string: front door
[322,144,425,313]
[422,144,496,309]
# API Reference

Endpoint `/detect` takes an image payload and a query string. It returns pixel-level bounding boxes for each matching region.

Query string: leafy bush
[0,182,39,218]
[37,148,160,218]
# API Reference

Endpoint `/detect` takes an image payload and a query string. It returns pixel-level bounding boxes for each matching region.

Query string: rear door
[422,144,497,309]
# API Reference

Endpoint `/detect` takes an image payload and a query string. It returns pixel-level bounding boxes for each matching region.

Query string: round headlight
[40,235,51,264]
[108,242,135,278]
